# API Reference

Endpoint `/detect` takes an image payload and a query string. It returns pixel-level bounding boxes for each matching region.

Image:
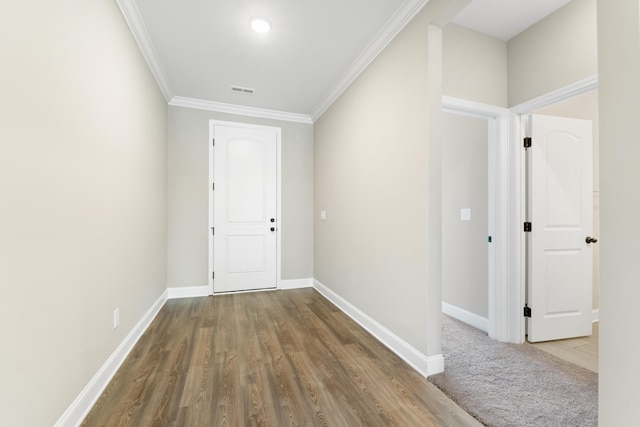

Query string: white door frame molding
[508,75,598,343]
[208,120,282,295]
[442,96,510,342]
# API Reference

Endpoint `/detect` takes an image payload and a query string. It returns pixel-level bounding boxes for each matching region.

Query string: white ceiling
[451,0,572,41]
[126,0,572,121]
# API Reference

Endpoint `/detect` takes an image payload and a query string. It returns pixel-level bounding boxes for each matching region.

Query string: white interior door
[213,124,278,293]
[527,114,594,342]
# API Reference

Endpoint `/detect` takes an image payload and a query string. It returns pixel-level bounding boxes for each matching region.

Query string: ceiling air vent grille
[231,86,255,95]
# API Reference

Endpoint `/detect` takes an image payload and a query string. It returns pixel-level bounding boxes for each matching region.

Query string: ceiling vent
[231,85,255,95]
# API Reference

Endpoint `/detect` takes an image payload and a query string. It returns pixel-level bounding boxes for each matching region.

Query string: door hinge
[212,272,215,279]
[212,182,215,191]
[524,222,532,232]
[211,227,214,235]
[523,305,532,318]
[212,138,215,147]
[488,236,492,243]
[524,137,532,148]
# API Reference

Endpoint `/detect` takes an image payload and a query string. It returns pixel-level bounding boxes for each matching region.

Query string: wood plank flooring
[82,288,480,427]
[529,322,599,373]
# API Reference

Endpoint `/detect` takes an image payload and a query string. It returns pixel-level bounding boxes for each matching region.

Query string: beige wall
[167,106,314,286]
[442,113,489,318]
[535,90,600,310]
[443,24,508,107]
[597,0,640,423]
[314,6,444,355]
[508,0,597,106]
[0,1,167,426]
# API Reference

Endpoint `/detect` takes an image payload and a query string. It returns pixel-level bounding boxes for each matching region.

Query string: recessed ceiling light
[250,18,271,33]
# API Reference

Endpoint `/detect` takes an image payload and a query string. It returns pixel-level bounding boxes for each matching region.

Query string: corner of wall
[313,279,443,377]
[54,290,168,427]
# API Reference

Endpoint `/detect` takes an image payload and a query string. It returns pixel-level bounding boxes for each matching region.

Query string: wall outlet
[113,308,120,329]
[320,210,327,220]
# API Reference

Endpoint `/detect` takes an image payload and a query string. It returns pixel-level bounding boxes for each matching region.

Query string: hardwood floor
[82,288,481,427]
[529,322,599,373]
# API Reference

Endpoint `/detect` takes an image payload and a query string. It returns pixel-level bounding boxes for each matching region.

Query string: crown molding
[116,0,173,102]
[310,0,429,122]
[169,96,313,124]
[117,0,428,123]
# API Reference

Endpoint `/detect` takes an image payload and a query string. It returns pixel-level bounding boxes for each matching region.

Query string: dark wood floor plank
[81,288,481,427]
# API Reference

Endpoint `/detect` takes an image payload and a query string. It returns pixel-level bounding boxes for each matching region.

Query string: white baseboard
[54,289,168,427]
[442,302,489,333]
[313,279,443,377]
[279,277,313,290]
[592,308,599,323]
[167,285,210,299]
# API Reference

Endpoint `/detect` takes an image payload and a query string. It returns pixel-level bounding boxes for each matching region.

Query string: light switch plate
[320,210,326,220]
[460,208,471,221]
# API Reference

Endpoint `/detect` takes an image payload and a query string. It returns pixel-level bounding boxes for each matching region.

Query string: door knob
[585,237,598,244]
[270,227,275,232]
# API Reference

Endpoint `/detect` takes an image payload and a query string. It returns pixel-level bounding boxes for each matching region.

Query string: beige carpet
[429,315,598,427]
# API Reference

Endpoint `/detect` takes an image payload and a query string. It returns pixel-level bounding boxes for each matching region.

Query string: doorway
[531,89,600,331]
[208,120,282,294]
[511,78,599,343]
[441,80,599,347]
[441,111,490,331]
[441,96,511,342]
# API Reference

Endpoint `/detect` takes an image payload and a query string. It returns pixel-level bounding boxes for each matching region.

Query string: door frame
[510,75,598,343]
[443,75,598,344]
[208,120,282,295]
[442,96,510,341]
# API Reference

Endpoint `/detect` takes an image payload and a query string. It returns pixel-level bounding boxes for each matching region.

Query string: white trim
[441,96,511,343]
[592,308,600,323]
[442,96,509,117]
[276,136,282,294]
[279,278,313,290]
[442,302,489,333]
[208,121,215,295]
[311,0,429,121]
[54,290,168,427]
[115,0,173,101]
[171,96,313,124]
[425,354,445,376]
[167,286,209,299]
[511,78,599,343]
[313,279,443,377]
[208,121,282,295]
[508,111,526,344]
[511,75,598,114]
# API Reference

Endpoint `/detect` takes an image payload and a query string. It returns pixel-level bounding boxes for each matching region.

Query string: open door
[527,114,594,343]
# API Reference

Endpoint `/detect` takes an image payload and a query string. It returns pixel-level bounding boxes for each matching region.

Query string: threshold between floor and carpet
[429,315,598,427]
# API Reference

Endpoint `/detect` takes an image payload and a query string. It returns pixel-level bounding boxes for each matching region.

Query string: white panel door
[213,124,278,293]
[527,114,593,342]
